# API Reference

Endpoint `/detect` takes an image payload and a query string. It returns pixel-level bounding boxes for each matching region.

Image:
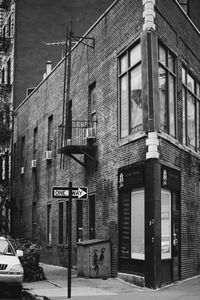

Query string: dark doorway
[89,194,95,239]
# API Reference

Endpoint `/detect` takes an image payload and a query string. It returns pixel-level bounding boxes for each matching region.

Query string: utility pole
[66,24,73,300]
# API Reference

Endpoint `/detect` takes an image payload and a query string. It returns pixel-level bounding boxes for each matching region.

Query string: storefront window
[161,189,171,259]
[131,189,144,260]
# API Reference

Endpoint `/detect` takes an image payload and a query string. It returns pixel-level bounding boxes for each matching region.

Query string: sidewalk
[23,263,200,300]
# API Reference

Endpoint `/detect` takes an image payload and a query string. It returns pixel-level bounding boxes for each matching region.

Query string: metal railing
[58,120,97,150]
[0,0,11,9]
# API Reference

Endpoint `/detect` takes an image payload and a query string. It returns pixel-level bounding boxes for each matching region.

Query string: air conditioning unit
[45,150,52,160]
[20,167,24,175]
[31,159,37,168]
[84,127,96,140]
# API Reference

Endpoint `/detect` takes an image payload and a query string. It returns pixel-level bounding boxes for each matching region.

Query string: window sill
[118,131,146,147]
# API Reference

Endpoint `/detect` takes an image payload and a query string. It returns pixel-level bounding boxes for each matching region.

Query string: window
[77,200,83,242]
[8,15,12,37]
[47,204,52,244]
[89,194,95,239]
[58,202,63,244]
[131,189,144,260]
[7,59,11,85]
[33,127,38,159]
[182,66,200,152]
[32,202,36,240]
[47,115,53,150]
[66,100,72,139]
[1,68,5,84]
[119,42,142,138]
[161,189,171,259]
[89,82,96,114]
[159,44,176,137]
[66,201,69,245]
[21,136,25,167]
[13,143,16,180]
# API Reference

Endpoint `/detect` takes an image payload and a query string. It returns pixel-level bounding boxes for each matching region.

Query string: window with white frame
[131,189,144,260]
[159,43,176,137]
[161,189,171,259]
[119,42,142,138]
[182,66,200,152]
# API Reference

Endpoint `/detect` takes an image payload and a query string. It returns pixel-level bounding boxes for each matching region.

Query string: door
[89,194,95,239]
[161,189,180,284]
[172,192,180,281]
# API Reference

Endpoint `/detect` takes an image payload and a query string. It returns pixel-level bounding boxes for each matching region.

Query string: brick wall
[13,0,144,274]
[156,0,200,280]
[13,0,200,280]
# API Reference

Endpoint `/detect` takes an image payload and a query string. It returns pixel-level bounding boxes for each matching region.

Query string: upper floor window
[21,136,25,167]
[89,82,96,115]
[47,115,53,150]
[159,44,176,137]
[119,42,142,138]
[7,59,11,85]
[33,127,38,159]
[182,66,200,152]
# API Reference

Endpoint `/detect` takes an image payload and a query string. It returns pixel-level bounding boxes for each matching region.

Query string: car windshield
[0,240,15,256]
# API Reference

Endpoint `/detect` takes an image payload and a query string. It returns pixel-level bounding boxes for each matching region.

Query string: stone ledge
[118,272,145,287]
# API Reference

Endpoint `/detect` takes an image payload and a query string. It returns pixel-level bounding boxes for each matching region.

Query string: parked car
[0,236,24,296]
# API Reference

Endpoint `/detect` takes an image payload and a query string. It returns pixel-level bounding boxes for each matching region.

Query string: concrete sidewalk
[23,263,200,300]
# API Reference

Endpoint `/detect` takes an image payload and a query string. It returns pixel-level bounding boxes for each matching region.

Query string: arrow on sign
[72,188,87,199]
[52,186,88,199]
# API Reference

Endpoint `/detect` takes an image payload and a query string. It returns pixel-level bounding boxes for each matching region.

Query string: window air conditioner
[31,159,37,168]
[45,150,52,160]
[84,127,96,140]
[20,167,24,174]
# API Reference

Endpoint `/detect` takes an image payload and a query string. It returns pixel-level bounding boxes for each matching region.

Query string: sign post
[68,181,72,299]
[52,185,88,299]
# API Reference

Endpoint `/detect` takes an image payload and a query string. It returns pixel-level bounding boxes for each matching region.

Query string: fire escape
[58,28,97,168]
[0,0,12,95]
[0,0,11,53]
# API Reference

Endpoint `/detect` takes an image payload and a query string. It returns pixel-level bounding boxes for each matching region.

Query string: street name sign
[52,186,88,199]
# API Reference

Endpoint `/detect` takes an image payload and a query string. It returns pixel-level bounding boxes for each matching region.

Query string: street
[0,290,34,300]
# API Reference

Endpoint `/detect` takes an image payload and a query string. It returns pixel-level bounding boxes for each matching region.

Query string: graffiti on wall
[92,247,105,275]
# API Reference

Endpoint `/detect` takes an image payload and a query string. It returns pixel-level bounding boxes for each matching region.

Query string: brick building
[0,0,113,236]
[12,0,200,289]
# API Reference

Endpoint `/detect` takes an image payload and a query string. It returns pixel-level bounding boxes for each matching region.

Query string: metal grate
[0,264,7,270]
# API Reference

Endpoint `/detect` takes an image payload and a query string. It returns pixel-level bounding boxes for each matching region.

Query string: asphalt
[23,263,200,300]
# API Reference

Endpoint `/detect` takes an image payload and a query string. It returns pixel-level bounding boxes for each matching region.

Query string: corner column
[145,133,161,288]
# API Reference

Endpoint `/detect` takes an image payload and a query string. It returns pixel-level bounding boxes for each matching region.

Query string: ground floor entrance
[118,162,181,288]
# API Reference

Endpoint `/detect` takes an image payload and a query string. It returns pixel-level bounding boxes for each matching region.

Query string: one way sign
[52,186,88,199]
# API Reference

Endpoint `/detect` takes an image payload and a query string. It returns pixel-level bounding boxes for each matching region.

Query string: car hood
[0,254,21,265]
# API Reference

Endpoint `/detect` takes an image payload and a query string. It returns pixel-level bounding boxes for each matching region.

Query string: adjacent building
[12,0,200,289]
